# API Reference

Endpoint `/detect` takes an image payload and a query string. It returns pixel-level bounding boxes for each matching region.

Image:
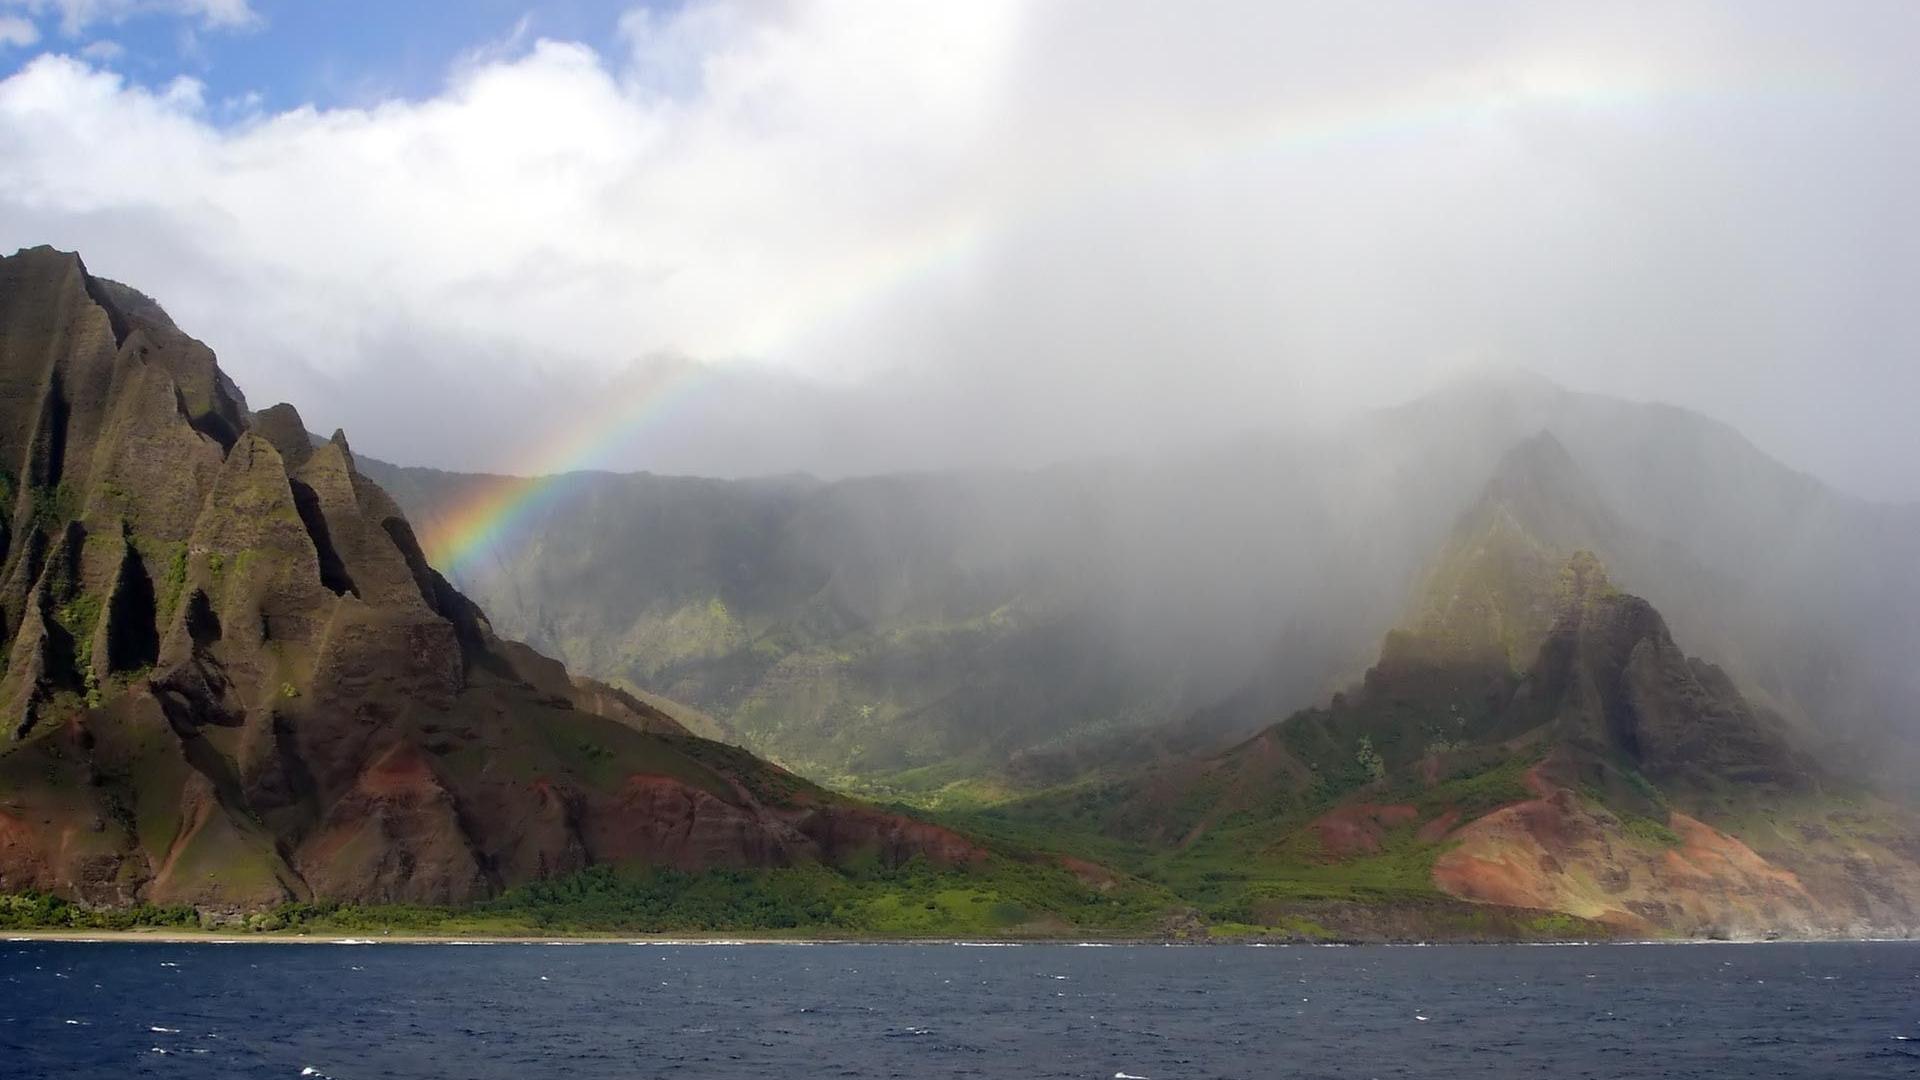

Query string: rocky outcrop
[1113,441,1920,938]
[0,247,980,911]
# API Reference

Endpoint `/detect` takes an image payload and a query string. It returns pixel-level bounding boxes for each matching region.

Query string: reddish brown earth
[1308,803,1420,857]
[1432,779,1823,936]
[1415,808,1462,844]
[1058,855,1121,891]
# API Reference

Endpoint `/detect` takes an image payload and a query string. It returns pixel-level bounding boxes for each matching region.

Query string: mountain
[364,373,1920,800]
[5,245,1911,940]
[0,247,982,914]
[972,449,1920,938]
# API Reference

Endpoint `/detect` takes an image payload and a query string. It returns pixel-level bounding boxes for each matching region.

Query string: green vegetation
[460,857,1165,935]
[1413,756,1534,818]
[1524,912,1593,937]
[1172,823,1446,923]
[0,857,1172,938]
[943,781,1155,871]
[29,482,77,530]
[55,591,103,688]
[159,542,189,617]
[1355,735,1386,783]
[0,892,197,931]
[941,752,1551,940]
[1205,917,1335,941]
[1621,814,1683,848]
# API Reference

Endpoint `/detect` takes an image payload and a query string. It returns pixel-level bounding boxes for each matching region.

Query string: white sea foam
[150,1025,180,1033]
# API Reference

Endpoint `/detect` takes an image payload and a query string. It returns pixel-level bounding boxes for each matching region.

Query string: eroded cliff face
[1406,552,1920,937]
[1356,450,1920,937]
[1433,766,1824,937]
[1102,437,1920,938]
[0,247,979,910]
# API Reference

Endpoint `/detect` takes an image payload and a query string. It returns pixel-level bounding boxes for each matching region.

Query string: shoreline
[7,928,1915,947]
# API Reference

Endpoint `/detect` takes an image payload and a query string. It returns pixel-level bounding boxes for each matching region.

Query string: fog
[1,1,1916,499]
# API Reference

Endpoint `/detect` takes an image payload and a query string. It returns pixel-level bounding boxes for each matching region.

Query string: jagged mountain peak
[1474,430,1624,549]
[1528,548,1812,798]
[1488,428,1577,488]
[1387,432,1628,673]
[0,248,980,911]
[1099,537,1876,937]
[249,402,314,470]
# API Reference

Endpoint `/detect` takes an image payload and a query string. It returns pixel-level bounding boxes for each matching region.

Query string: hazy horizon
[3,1,1916,501]
[344,364,1916,513]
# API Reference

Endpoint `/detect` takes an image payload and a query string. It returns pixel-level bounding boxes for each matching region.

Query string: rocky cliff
[0,247,978,911]
[1054,437,1920,938]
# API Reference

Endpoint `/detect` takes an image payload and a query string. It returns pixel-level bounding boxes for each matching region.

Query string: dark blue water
[3,940,1918,1079]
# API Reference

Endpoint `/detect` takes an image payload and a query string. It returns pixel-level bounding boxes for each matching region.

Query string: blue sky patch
[0,1,664,114]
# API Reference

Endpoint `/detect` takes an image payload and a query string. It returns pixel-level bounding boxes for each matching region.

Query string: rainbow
[416,362,712,575]
[416,60,1844,580]
[728,60,1690,361]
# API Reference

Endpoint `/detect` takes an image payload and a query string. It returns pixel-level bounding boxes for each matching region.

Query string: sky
[0,1,1915,499]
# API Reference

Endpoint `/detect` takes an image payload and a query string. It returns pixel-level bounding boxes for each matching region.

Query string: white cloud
[0,2,1026,385]
[0,14,36,46]
[0,1,1916,497]
[0,0,254,36]
[77,37,122,60]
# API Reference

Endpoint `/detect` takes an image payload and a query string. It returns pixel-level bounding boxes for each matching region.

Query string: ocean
[3,939,1916,1078]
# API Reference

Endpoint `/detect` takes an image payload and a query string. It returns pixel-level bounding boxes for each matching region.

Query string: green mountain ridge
[362,376,1920,803]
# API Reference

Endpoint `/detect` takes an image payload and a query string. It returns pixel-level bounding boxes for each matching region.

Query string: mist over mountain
[1032,467,1920,939]
[364,372,1920,801]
